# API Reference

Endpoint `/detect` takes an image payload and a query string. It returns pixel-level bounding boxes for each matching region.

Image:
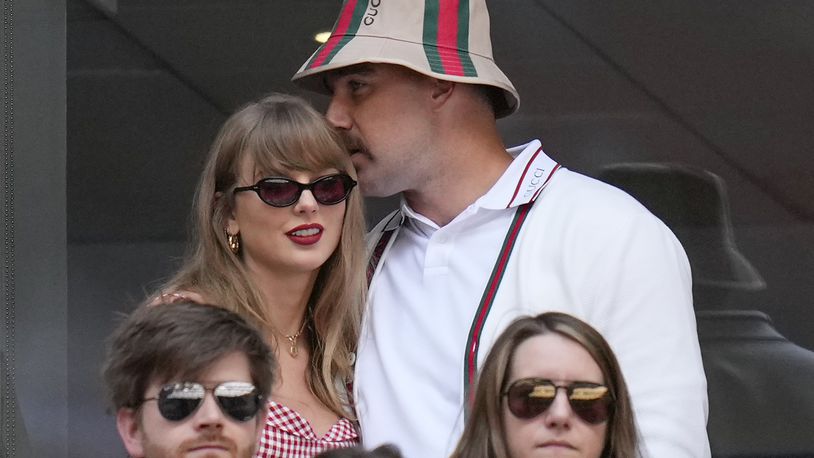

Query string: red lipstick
[286,223,324,245]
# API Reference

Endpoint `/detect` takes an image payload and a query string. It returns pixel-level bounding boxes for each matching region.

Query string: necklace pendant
[286,335,299,358]
[282,320,306,358]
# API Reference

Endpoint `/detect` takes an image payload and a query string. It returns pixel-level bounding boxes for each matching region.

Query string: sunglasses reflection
[505,378,612,424]
[143,381,263,423]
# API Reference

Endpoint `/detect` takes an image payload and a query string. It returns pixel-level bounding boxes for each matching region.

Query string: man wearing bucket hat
[293,1,709,457]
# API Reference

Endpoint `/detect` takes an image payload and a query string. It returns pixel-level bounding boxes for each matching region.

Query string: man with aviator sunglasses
[103,302,275,458]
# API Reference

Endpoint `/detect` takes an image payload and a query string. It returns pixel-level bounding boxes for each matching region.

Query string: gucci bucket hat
[292,0,519,118]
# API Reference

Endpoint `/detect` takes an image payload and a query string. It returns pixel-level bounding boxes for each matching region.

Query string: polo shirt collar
[476,140,560,210]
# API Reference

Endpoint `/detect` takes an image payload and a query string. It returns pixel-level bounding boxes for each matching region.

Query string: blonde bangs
[242,100,352,178]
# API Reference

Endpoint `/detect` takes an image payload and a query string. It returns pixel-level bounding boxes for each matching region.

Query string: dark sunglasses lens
[506,380,611,424]
[569,385,611,424]
[257,179,300,207]
[507,381,555,419]
[158,383,204,421]
[313,175,353,205]
[214,382,262,422]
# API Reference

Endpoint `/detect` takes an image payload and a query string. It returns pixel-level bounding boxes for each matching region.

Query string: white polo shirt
[355,140,709,458]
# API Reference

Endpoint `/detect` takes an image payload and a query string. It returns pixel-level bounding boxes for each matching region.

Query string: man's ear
[430,78,455,109]
[116,408,146,458]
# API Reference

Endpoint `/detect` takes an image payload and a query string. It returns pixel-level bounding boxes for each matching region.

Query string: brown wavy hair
[149,93,367,417]
[450,312,639,458]
[103,302,276,412]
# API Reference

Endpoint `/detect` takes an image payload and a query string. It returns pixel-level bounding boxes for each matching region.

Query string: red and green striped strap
[464,161,561,410]
[463,200,535,409]
[366,210,403,285]
[367,227,396,284]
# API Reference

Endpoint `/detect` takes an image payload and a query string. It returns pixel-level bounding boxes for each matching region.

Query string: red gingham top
[255,400,359,457]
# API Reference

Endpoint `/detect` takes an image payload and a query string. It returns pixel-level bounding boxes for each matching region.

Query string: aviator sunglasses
[233,173,357,208]
[141,381,264,422]
[503,377,613,424]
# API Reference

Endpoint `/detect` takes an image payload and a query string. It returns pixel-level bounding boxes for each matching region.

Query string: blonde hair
[451,312,639,458]
[151,93,367,417]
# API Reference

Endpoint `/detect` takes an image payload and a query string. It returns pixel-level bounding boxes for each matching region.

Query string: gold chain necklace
[284,319,308,358]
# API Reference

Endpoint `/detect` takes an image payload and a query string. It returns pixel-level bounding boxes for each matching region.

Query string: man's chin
[351,169,402,198]
[169,436,244,458]
[358,183,395,199]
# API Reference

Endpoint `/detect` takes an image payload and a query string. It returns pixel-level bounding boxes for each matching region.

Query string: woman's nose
[294,190,319,213]
[543,390,573,429]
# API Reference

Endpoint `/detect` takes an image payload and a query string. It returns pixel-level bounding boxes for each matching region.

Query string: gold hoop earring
[226,231,240,254]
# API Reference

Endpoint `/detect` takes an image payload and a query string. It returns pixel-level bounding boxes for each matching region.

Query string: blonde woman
[151,93,367,456]
[451,312,639,458]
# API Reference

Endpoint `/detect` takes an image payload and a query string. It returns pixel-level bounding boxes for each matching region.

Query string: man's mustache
[178,433,238,455]
[338,132,362,152]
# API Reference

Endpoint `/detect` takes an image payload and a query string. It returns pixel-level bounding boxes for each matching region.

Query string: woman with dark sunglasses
[451,312,639,458]
[147,93,367,456]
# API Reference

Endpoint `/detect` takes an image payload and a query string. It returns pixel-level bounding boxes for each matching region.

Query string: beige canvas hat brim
[292,0,519,118]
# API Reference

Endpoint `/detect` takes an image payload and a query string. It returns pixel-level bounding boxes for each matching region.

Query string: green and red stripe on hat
[293,0,520,118]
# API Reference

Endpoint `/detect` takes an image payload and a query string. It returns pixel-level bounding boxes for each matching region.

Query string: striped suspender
[367,229,396,284]
[352,211,403,407]
[462,201,534,407]
[463,162,562,410]
[366,210,403,285]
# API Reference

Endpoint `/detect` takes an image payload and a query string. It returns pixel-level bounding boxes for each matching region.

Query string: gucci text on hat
[292,0,519,118]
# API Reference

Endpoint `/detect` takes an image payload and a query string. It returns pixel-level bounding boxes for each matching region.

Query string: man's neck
[404,91,513,226]
[404,145,513,226]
